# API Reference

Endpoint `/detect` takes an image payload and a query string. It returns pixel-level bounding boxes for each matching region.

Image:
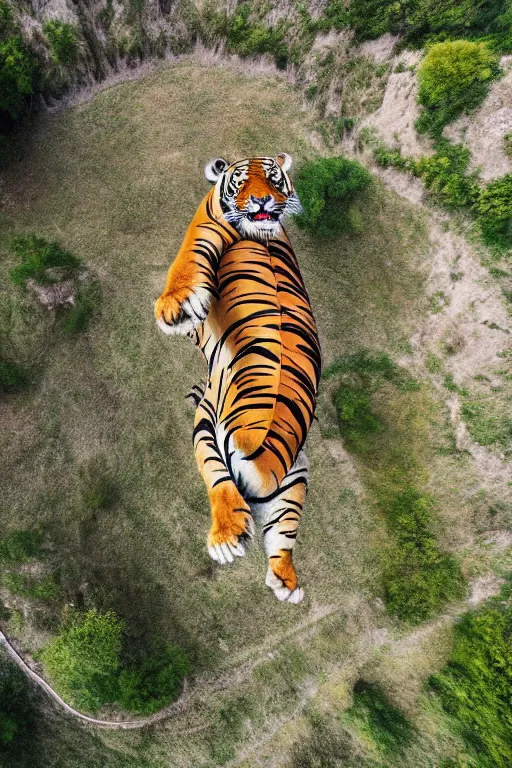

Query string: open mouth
[250,211,279,222]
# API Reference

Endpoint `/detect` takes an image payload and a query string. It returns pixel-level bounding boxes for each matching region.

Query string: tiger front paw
[154,286,211,336]
[207,484,255,565]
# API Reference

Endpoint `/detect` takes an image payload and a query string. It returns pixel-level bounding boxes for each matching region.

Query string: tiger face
[204,154,301,241]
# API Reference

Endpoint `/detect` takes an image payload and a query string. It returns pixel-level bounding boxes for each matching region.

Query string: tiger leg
[193,409,255,565]
[258,451,309,604]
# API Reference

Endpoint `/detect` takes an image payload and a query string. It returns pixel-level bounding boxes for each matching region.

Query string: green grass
[348,679,415,753]
[0,529,43,563]
[461,392,512,450]
[429,587,512,768]
[0,61,481,766]
[323,351,465,623]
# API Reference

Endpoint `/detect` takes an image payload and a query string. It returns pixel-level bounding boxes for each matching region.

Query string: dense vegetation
[430,591,512,767]
[0,0,38,130]
[348,0,512,51]
[293,157,372,236]
[42,609,190,714]
[323,351,465,622]
[371,139,512,252]
[416,40,500,137]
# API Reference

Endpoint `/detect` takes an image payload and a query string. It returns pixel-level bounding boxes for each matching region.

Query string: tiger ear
[276,153,292,173]
[205,158,229,183]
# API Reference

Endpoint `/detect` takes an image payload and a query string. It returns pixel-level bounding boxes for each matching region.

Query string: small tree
[417,40,500,137]
[42,609,124,711]
[293,157,372,237]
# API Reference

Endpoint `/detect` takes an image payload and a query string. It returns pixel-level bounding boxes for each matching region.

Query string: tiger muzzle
[247,195,280,222]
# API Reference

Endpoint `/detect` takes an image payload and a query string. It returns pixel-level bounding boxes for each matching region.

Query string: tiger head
[204,154,301,241]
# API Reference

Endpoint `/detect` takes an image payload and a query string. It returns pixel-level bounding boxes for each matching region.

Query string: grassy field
[0,60,508,767]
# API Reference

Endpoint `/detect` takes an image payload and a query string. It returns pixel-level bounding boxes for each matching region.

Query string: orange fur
[269,550,298,591]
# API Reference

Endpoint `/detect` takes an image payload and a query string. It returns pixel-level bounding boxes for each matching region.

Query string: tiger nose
[250,194,272,206]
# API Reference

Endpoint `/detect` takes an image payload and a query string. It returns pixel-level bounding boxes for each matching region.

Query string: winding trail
[0,630,188,730]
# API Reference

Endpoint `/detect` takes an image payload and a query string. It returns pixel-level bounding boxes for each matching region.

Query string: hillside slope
[0,54,511,767]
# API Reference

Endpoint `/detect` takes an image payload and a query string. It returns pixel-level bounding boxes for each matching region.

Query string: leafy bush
[0,34,38,121]
[0,356,28,393]
[42,609,124,711]
[119,641,191,715]
[293,157,372,237]
[42,608,191,714]
[348,0,512,52]
[475,173,512,249]
[414,141,480,208]
[348,679,414,752]
[202,3,288,68]
[0,529,42,563]
[416,41,500,137]
[10,235,81,286]
[318,0,349,31]
[43,21,78,67]
[430,601,512,768]
[372,138,511,252]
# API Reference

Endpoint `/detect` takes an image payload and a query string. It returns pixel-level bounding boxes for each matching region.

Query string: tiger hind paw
[265,561,304,604]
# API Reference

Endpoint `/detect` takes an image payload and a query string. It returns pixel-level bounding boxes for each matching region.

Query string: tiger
[154,154,321,603]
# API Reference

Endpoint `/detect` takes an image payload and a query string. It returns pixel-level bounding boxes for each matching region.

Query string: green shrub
[42,609,124,711]
[202,3,288,68]
[475,174,512,249]
[293,157,372,237]
[318,0,349,32]
[0,34,38,121]
[348,0,392,41]
[430,602,512,767]
[414,141,480,208]
[416,41,500,137]
[43,21,79,67]
[0,529,42,563]
[10,235,81,286]
[118,641,190,714]
[0,356,28,392]
[348,679,414,752]
[373,139,482,210]
[348,0,511,51]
